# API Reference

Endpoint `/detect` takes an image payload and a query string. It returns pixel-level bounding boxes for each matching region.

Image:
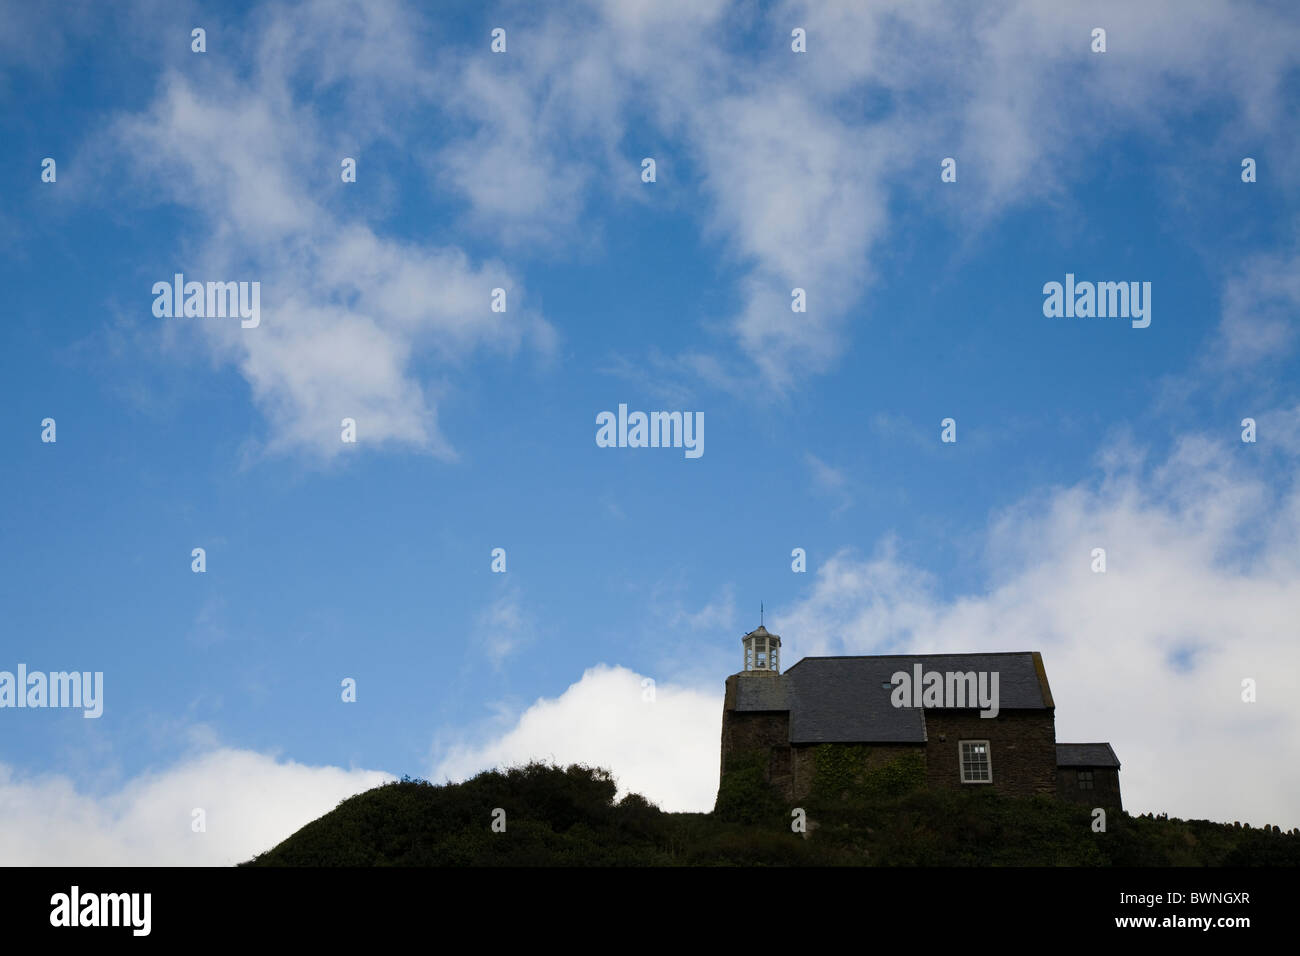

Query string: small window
[1078,770,1094,790]
[959,740,991,783]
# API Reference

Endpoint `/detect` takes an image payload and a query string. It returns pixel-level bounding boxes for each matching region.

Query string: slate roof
[732,652,1054,745]
[1056,743,1120,768]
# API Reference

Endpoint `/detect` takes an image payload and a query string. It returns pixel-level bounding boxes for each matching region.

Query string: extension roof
[1056,743,1121,768]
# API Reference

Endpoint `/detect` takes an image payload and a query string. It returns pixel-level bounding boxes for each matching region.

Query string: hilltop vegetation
[241,761,1300,866]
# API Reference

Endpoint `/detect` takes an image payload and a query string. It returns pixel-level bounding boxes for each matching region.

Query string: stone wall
[922,710,1058,797]
[720,676,1113,809]
[720,675,792,799]
[1057,766,1123,811]
[790,742,923,801]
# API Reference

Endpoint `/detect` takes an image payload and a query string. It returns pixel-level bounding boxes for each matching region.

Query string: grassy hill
[240,761,1300,866]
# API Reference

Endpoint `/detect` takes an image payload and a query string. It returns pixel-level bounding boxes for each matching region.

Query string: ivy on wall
[713,750,785,824]
[813,746,926,800]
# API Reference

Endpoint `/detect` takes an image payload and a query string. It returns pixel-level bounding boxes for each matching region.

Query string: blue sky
[2,0,1300,863]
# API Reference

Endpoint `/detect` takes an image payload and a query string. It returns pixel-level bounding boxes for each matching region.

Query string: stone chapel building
[718,625,1122,809]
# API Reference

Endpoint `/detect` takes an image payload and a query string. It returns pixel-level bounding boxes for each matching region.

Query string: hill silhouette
[240,761,1300,866]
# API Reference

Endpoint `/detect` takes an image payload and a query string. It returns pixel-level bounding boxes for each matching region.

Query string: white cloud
[1259,403,1300,456]
[0,748,392,866]
[598,351,699,409]
[666,584,737,635]
[1211,253,1300,368]
[475,585,534,668]
[775,432,1300,830]
[432,664,721,812]
[61,0,1299,428]
[428,0,1300,387]
[98,1,554,460]
[806,452,853,513]
[436,427,1300,829]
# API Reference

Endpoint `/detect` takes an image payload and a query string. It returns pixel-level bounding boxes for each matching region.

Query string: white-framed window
[959,740,992,783]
